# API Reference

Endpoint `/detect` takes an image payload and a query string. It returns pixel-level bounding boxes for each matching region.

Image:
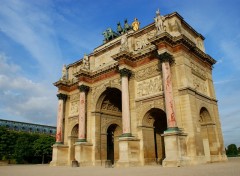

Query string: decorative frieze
[136,75,163,98]
[135,64,159,81]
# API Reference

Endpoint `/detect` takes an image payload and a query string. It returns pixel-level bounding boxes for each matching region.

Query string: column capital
[57,93,68,101]
[157,52,174,65]
[78,84,89,92]
[119,68,132,77]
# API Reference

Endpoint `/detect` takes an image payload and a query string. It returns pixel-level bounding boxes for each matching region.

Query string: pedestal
[74,142,93,166]
[50,144,69,166]
[162,130,190,167]
[116,137,141,167]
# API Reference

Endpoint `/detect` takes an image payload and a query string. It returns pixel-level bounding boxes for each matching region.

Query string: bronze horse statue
[102,28,119,42]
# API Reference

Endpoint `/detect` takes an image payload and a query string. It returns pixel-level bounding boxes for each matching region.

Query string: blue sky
[0,0,239,147]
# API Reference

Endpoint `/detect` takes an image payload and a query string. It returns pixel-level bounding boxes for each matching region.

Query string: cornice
[178,87,217,102]
[149,32,216,65]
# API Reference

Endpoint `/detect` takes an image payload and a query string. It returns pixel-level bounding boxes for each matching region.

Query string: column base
[50,144,69,166]
[76,138,87,143]
[162,130,190,167]
[115,137,141,167]
[74,142,93,166]
[120,133,133,137]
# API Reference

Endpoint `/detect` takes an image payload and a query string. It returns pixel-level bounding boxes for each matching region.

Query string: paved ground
[0,158,239,176]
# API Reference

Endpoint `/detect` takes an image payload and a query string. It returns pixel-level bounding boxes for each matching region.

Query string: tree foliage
[0,127,18,161]
[33,135,55,163]
[226,144,238,157]
[0,127,55,164]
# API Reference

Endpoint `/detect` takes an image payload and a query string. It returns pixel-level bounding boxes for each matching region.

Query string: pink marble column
[77,85,89,142]
[56,93,67,143]
[119,68,132,137]
[160,52,178,130]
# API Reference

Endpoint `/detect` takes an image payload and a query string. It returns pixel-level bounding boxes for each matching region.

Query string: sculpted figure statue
[82,54,90,70]
[61,64,67,80]
[120,33,128,51]
[154,9,165,34]
[132,18,140,31]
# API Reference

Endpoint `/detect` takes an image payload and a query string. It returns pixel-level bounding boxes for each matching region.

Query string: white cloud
[0,0,63,80]
[0,53,57,125]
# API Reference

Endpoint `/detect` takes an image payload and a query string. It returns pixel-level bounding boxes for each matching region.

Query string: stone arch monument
[51,10,227,167]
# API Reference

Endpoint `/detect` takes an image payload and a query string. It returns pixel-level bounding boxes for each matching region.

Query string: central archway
[95,87,122,164]
[142,108,167,165]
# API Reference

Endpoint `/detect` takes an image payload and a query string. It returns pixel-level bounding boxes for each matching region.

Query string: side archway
[141,108,167,165]
[199,107,219,158]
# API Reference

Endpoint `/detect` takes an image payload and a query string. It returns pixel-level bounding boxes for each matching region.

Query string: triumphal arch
[51,10,227,167]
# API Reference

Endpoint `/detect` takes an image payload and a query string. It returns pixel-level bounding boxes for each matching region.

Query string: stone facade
[50,11,227,167]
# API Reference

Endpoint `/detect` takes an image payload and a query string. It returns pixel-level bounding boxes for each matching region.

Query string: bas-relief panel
[69,101,79,116]
[134,31,155,51]
[136,76,163,98]
[69,93,79,116]
[101,100,121,112]
[191,62,207,80]
[191,62,208,95]
[135,64,160,81]
[193,75,208,95]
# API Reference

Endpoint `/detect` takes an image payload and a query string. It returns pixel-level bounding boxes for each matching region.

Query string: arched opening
[106,124,121,164]
[142,108,167,165]
[69,124,78,162]
[95,87,122,165]
[199,107,218,160]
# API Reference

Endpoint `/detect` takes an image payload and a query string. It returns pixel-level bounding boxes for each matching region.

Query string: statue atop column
[120,33,128,52]
[82,54,90,70]
[154,9,165,34]
[61,64,67,80]
[132,18,140,31]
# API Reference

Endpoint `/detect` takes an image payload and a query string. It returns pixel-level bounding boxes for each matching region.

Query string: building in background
[0,119,56,136]
[51,10,227,167]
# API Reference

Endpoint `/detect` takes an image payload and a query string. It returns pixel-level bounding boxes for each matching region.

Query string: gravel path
[0,158,239,176]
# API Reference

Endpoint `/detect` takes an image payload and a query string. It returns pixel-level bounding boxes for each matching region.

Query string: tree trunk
[42,154,45,164]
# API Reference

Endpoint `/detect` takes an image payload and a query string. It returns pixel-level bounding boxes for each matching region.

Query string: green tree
[238,147,240,155]
[0,127,18,161]
[14,132,39,163]
[33,135,55,164]
[226,144,238,157]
